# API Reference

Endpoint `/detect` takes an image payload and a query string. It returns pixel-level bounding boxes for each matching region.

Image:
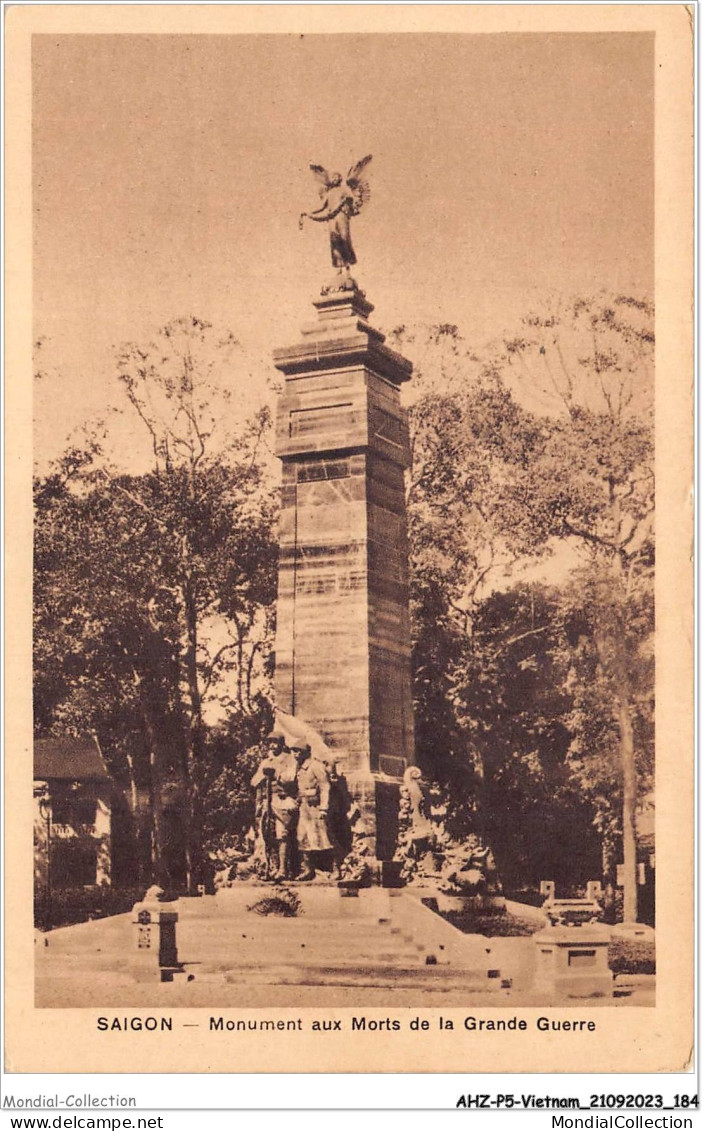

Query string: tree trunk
[611,514,639,922]
[617,691,638,922]
[182,577,205,893]
[141,701,170,890]
[171,674,195,891]
[595,617,639,924]
[607,619,638,924]
[124,749,147,885]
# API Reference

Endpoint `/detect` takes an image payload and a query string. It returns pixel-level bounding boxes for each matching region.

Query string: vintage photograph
[5,4,693,1075]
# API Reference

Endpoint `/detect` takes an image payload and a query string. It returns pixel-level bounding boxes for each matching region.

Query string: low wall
[504,898,548,926]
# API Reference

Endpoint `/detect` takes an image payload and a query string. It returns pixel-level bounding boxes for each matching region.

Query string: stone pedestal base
[532,924,613,999]
[131,897,183,982]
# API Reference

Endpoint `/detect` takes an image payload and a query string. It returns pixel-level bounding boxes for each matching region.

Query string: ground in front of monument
[35,883,654,1010]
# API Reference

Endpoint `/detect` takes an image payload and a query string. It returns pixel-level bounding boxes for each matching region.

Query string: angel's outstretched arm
[307,202,344,222]
[300,199,345,224]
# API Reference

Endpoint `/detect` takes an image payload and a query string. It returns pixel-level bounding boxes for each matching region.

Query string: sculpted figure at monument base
[250,739,299,881]
[394,766,445,882]
[438,835,503,904]
[394,766,504,907]
[247,735,504,897]
[291,745,334,880]
[248,713,354,883]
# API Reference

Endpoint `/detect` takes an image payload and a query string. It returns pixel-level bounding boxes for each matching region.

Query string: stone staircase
[35,883,524,1005]
[174,884,507,992]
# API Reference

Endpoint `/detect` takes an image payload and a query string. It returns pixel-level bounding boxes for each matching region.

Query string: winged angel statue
[299,155,373,273]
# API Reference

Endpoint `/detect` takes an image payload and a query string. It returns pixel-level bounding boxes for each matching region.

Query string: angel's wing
[346,154,373,187]
[309,163,333,199]
[346,154,372,215]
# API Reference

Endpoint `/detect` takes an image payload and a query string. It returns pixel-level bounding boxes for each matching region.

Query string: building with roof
[34,736,114,894]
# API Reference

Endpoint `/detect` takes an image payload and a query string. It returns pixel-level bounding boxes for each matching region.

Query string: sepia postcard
[4,3,694,1077]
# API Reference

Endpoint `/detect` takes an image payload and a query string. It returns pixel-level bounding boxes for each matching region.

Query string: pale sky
[33,32,653,467]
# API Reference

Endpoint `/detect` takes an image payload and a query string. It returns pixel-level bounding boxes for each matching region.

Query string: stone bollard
[132,892,182,982]
[532,922,613,1000]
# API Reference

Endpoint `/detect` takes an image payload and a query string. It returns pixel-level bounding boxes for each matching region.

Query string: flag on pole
[270,710,334,760]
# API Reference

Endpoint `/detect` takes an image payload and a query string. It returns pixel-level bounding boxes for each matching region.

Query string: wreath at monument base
[247,888,303,917]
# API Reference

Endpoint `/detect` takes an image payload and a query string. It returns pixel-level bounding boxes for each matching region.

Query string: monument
[271,155,414,863]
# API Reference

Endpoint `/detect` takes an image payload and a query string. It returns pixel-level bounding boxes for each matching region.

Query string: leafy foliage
[404,295,654,908]
[34,319,278,890]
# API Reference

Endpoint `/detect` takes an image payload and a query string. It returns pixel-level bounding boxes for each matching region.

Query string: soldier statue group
[251,736,354,882]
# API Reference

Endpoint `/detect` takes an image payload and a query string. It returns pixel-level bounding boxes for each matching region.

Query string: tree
[494,294,655,919]
[403,297,654,915]
[402,338,579,882]
[404,332,551,639]
[34,317,279,890]
[34,455,179,883]
[451,585,603,890]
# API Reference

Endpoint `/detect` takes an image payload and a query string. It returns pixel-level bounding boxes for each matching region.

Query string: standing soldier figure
[291,744,334,881]
[251,738,299,881]
[324,760,353,880]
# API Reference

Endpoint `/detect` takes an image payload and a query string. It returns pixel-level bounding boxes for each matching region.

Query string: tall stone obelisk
[272,283,415,860]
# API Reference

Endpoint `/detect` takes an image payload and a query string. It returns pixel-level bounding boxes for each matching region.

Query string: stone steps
[36,889,511,998]
[183,925,431,967]
[219,964,504,990]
